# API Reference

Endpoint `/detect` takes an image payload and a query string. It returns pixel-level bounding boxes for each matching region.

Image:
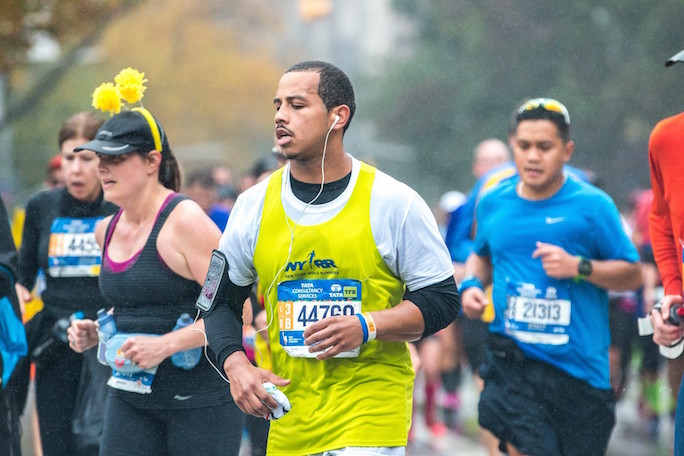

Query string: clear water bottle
[170,313,202,370]
[97,308,117,365]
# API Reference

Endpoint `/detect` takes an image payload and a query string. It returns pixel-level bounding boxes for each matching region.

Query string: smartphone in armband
[196,249,228,313]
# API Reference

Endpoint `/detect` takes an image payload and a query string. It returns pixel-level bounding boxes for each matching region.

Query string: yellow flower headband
[92,67,147,115]
[91,68,162,152]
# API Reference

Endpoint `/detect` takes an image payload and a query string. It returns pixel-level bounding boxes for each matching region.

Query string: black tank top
[100,193,231,409]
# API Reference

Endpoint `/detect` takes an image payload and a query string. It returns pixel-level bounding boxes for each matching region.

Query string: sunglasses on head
[517,98,570,126]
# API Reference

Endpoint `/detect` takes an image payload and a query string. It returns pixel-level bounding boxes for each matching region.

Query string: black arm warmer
[0,265,14,298]
[202,278,253,370]
[0,197,18,300]
[403,276,461,338]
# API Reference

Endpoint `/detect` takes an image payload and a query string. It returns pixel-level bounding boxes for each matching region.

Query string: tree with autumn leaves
[3,0,284,197]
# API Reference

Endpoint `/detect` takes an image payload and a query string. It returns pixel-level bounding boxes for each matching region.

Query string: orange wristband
[362,312,376,341]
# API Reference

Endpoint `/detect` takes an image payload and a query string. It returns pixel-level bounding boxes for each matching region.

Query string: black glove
[0,265,13,298]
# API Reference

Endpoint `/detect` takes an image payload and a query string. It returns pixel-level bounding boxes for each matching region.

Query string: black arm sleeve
[0,197,17,298]
[202,278,253,370]
[0,198,21,320]
[17,196,41,289]
[403,276,461,338]
[0,265,13,298]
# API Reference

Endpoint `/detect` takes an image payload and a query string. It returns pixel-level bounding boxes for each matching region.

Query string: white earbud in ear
[327,114,341,133]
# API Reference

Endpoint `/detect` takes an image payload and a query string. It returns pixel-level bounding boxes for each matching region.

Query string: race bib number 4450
[277,279,361,358]
[48,217,102,277]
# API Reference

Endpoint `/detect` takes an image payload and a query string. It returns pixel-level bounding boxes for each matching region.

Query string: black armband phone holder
[196,250,231,313]
[196,250,252,324]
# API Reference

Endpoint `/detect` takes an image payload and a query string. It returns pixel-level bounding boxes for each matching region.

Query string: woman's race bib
[105,333,159,394]
[48,217,102,277]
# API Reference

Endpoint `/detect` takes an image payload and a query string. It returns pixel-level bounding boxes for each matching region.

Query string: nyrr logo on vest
[285,250,339,276]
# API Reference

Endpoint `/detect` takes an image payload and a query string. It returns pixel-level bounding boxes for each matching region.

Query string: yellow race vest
[253,163,414,455]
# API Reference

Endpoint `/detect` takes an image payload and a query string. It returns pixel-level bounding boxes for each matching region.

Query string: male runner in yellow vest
[203,61,460,455]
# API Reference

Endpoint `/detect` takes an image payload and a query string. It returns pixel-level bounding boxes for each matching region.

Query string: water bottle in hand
[170,313,202,370]
[667,304,684,326]
[97,308,117,365]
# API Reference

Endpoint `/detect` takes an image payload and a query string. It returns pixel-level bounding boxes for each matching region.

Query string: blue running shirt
[474,175,639,389]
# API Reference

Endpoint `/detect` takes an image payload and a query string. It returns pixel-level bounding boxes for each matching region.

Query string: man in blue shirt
[460,98,642,456]
[445,139,512,265]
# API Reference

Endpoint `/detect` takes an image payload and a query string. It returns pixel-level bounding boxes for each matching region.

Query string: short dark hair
[513,98,571,143]
[251,156,279,180]
[286,60,356,132]
[185,167,216,189]
[58,112,104,148]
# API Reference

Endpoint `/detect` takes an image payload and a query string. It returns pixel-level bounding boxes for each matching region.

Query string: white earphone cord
[192,116,339,383]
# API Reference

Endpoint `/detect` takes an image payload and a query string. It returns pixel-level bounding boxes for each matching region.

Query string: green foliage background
[5,0,684,210]
[370,0,684,208]
[5,0,282,203]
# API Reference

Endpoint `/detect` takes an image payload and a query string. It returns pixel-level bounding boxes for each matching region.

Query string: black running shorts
[478,333,615,456]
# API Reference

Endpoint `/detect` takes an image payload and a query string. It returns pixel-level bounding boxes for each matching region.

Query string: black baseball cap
[665,49,684,67]
[75,109,169,155]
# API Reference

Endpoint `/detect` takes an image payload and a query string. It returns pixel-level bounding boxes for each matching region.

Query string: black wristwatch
[577,256,593,280]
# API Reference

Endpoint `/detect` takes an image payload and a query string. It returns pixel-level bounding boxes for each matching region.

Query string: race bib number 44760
[277,279,361,358]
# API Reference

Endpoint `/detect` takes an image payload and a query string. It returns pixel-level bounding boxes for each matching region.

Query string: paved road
[408,367,675,456]
[20,364,675,456]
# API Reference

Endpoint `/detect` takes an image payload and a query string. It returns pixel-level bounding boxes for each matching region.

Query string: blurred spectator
[184,167,230,231]
[15,111,115,456]
[439,139,511,452]
[412,145,503,440]
[216,184,238,214]
[183,167,217,214]
[271,146,288,168]
[211,164,234,188]
[239,155,282,193]
[471,138,510,180]
[435,190,466,238]
[252,156,280,183]
[624,188,673,439]
[445,139,513,266]
[44,154,65,189]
